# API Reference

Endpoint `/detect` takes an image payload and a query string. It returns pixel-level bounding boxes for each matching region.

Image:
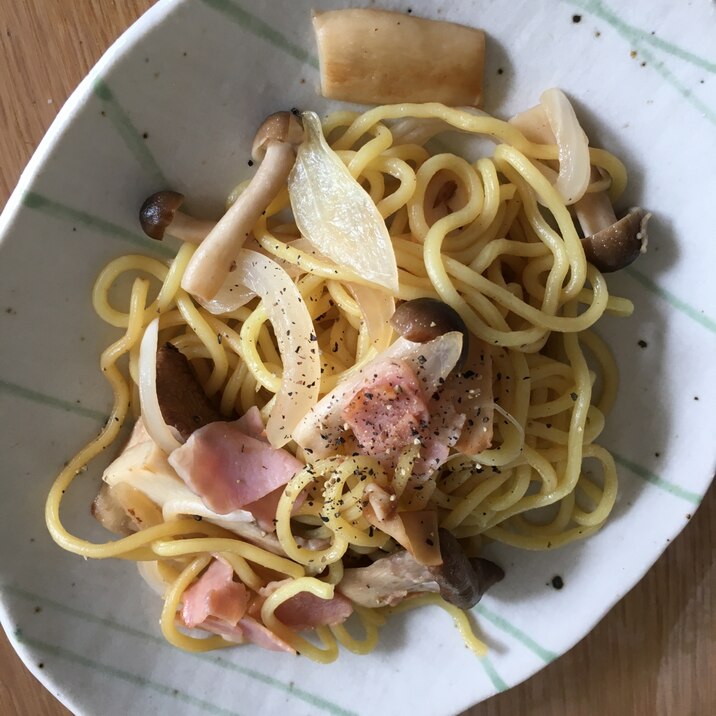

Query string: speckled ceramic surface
[0,1,714,714]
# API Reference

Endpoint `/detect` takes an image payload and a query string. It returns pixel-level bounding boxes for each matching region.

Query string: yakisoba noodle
[46,100,632,661]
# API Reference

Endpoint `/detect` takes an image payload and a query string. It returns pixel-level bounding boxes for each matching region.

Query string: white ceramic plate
[1,1,714,714]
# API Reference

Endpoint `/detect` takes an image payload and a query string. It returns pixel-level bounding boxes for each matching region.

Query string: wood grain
[0,2,713,715]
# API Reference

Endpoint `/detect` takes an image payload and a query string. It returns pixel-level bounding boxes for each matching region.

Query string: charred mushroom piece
[391,297,469,368]
[337,536,503,610]
[338,550,441,608]
[313,9,486,107]
[429,528,504,609]
[181,111,305,302]
[156,343,222,440]
[580,207,650,273]
[139,191,215,244]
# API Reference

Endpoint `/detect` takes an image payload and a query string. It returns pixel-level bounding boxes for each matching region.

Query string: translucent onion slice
[234,249,321,447]
[196,237,310,315]
[540,88,591,205]
[103,441,255,524]
[293,331,463,458]
[138,318,182,454]
[288,111,399,293]
[348,282,395,352]
[196,282,255,315]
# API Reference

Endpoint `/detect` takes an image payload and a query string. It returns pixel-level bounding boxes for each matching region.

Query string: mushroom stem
[181,114,303,302]
[574,184,617,237]
[575,169,650,273]
[165,212,216,245]
[140,190,215,244]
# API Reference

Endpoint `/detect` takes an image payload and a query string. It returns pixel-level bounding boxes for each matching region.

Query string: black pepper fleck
[551,575,564,589]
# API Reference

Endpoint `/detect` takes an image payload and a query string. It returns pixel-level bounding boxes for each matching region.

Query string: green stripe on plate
[475,604,557,664]
[14,628,242,716]
[93,79,170,187]
[0,379,106,422]
[21,191,175,258]
[625,267,716,335]
[612,452,702,505]
[563,0,716,125]
[199,0,319,69]
[480,655,508,693]
[3,585,357,716]
[566,0,716,74]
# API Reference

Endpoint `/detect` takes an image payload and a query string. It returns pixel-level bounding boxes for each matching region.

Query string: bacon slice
[262,581,353,630]
[168,420,303,514]
[342,361,429,459]
[181,558,249,628]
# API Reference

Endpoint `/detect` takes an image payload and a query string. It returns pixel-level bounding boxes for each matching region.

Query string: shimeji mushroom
[575,179,650,273]
[180,111,305,302]
[390,297,470,369]
[510,106,650,272]
[313,8,485,106]
[139,190,215,244]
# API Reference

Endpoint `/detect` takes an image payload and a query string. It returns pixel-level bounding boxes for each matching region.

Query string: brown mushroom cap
[429,528,504,609]
[390,297,470,368]
[251,111,305,163]
[581,208,650,273]
[156,342,222,440]
[139,190,185,240]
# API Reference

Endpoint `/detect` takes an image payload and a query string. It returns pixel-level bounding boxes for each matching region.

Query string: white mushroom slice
[313,9,485,106]
[181,112,304,302]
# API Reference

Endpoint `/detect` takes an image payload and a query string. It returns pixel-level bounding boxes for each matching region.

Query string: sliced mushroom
[337,534,503,610]
[338,550,441,608]
[156,343,222,440]
[180,111,305,302]
[575,184,650,272]
[363,483,442,566]
[139,191,215,244]
[391,297,469,368]
[430,528,504,609]
[313,9,485,106]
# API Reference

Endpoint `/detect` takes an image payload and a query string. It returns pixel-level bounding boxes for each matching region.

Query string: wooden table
[0,2,713,714]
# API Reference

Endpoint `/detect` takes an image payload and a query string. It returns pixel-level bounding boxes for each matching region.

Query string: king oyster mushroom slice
[180,111,305,302]
[139,190,216,244]
[313,8,485,106]
[338,529,503,610]
[575,181,650,273]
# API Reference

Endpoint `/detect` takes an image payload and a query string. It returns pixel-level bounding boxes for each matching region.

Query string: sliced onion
[540,88,591,205]
[348,282,395,352]
[103,441,255,528]
[293,331,463,458]
[288,111,399,293]
[195,282,255,315]
[234,249,320,447]
[138,318,182,454]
